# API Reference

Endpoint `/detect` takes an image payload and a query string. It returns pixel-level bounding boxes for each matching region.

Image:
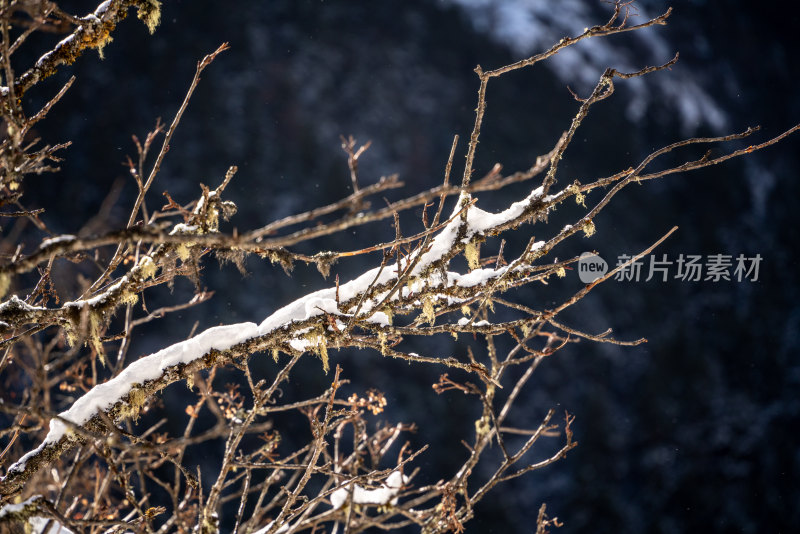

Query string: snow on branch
[1,1,798,532]
[0,182,554,490]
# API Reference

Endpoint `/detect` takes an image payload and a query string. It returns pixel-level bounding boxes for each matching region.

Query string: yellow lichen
[521,322,532,338]
[464,241,480,270]
[137,0,162,34]
[0,273,10,300]
[272,348,279,363]
[582,220,596,237]
[575,191,586,207]
[120,387,147,421]
[306,329,329,373]
[95,33,113,59]
[474,415,491,439]
[556,266,566,278]
[461,305,471,316]
[527,247,545,262]
[379,331,387,356]
[137,255,157,280]
[177,244,191,261]
[208,207,220,231]
[64,321,78,348]
[318,336,329,373]
[422,297,435,325]
[89,312,106,366]
[120,290,139,306]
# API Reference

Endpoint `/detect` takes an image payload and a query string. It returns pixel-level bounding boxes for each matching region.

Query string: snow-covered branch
[1,1,797,532]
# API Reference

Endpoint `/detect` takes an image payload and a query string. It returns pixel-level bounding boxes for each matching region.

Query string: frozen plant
[0,2,797,533]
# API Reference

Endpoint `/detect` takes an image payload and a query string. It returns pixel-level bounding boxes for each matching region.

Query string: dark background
[13,1,800,532]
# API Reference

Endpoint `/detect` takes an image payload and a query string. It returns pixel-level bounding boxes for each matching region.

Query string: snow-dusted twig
[1,2,798,532]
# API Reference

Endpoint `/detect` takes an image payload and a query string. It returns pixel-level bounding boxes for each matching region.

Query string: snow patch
[252,520,289,534]
[3,188,546,479]
[457,317,490,327]
[0,497,75,533]
[330,471,407,510]
[39,235,77,249]
[465,186,543,233]
[170,223,199,235]
[4,323,259,476]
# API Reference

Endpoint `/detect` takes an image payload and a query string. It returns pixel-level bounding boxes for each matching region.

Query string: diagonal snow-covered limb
[0,186,552,497]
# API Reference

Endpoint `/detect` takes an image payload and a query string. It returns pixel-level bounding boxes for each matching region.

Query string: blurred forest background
[12,0,799,532]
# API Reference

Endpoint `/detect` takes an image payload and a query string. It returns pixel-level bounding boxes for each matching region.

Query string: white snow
[44,323,259,440]
[253,193,544,339]
[63,276,128,308]
[0,496,30,517]
[256,192,543,337]
[409,213,461,274]
[457,317,490,327]
[252,520,289,534]
[0,295,48,314]
[29,517,75,534]
[56,34,76,49]
[94,0,112,16]
[288,338,311,352]
[465,186,543,233]
[3,189,547,479]
[4,322,259,475]
[170,223,199,235]
[366,311,390,326]
[39,235,77,249]
[452,265,510,288]
[256,265,398,337]
[330,471,407,510]
[0,497,74,533]
[193,190,217,215]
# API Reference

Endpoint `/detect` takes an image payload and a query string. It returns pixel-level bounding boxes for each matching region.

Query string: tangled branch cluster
[0,2,796,533]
